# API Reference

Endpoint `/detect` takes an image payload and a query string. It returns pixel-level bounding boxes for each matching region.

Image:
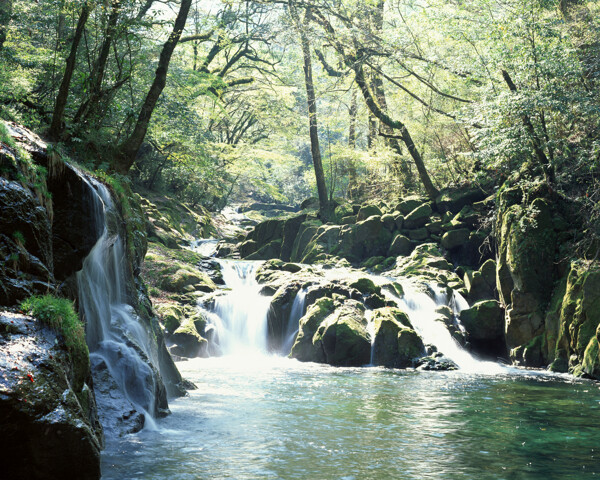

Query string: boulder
[170,317,208,358]
[435,187,486,214]
[460,300,506,359]
[441,228,470,250]
[403,203,432,229]
[388,234,414,257]
[408,227,429,241]
[246,239,282,260]
[267,282,302,350]
[381,213,397,231]
[280,214,308,261]
[349,277,381,296]
[371,307,424,368]
[357,204,383,221]
[395,196,427,215]
[290,297,336,362]
[312,301,371,366]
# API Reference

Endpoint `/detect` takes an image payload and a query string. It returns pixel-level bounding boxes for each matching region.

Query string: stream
[100,258,600,479]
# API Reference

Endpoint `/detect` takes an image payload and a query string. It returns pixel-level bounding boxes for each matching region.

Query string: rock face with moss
[371,307,425,368]
[0,311,102,480]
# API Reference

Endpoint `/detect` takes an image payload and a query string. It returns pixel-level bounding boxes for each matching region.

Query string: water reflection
[102,358,600,480]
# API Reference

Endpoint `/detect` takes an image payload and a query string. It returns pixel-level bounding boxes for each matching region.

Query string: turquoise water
[101,356,600,479]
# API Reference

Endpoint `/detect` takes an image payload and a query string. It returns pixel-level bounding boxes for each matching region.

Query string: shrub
[21,294,89,391]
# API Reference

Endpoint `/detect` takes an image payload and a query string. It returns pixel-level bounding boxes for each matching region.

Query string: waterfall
[190,238,219,257]
[204,260,271,356]
[281,287,307,354]
[77,177,159,428]
[384,283,503,373]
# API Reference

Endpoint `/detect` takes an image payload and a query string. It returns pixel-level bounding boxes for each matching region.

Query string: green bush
[21,294,89,391]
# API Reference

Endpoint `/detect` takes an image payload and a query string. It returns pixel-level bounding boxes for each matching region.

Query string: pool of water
[101,356,600,479]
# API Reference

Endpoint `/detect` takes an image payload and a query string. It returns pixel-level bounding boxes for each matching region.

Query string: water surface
[102,357,600,479]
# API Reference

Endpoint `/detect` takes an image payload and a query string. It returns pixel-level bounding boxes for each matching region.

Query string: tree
[114,0,193,174]
[290,2,330,216]
[49,1,92,140]
[0,0,11,50]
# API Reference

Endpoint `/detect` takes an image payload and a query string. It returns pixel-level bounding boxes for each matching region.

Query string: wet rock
[246,239,282,260]
[460,300,506,359]
[267,282,303,350]
[312,301,371,366]
[290,297,336,362]
[0,312,102,480]
[280,214,308,261]
[371,307,424,368]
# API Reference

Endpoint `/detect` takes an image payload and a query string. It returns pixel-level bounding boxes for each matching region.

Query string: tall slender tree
[290,2,330,217]
[115,0,193,174]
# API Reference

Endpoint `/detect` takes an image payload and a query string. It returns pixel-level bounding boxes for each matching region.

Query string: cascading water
[77,176,160,428]
[190,238,219,257]
[281,287,307,354]
[383,282,503,373]
[204,260,271,356]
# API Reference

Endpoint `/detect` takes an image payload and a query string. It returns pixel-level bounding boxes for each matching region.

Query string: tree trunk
[353,63,439,199]
[292,4,330,217]
[114,0,192,174]
[49,2,90,140]
[74,0,122,125]
[348,89,357,148]
[0,0,12,50]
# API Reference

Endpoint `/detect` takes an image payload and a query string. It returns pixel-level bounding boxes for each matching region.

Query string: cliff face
[0,122,186,478]
[494,182,600,378]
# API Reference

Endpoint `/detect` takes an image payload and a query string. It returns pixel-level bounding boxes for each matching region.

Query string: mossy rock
[155,303,184,334]
[408,227,429,241]
[290,297,336,362]
[171,317,208,358]
[357,204,383,221]
[246,239,282,260]
[381,214,396,231]
[403,203,432,229]
[441,228,470,250]
[435,187,485,214]
[371,307,420,368]
[388,234,414,257]
[313,301,370,366]
[334,204,354,222]
[395,196,428,215]
[159,267,216,293]
[349,277,381,295]
[459,300,504,341]
[360,256,386,270]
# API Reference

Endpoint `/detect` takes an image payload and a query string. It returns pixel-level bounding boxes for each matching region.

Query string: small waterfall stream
[204,260,271,356]
[77,177,160,428]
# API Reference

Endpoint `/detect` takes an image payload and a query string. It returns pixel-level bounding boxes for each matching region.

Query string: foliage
[21,294,89,391]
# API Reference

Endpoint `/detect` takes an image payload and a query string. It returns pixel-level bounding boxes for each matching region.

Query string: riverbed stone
[388,234,414,257]
[441,228,470,250]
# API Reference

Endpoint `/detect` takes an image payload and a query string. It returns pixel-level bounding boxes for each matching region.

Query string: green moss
[21,295,89,391]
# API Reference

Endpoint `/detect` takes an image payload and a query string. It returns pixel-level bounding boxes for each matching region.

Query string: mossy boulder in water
[267,282,302,350]
[170,316,208,358]
[460,300,505,358]
[312,301,371,366]
[290,297,336,362]
[371,307,424,368]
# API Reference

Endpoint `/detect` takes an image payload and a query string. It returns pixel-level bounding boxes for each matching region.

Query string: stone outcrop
[0,312,102,480]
